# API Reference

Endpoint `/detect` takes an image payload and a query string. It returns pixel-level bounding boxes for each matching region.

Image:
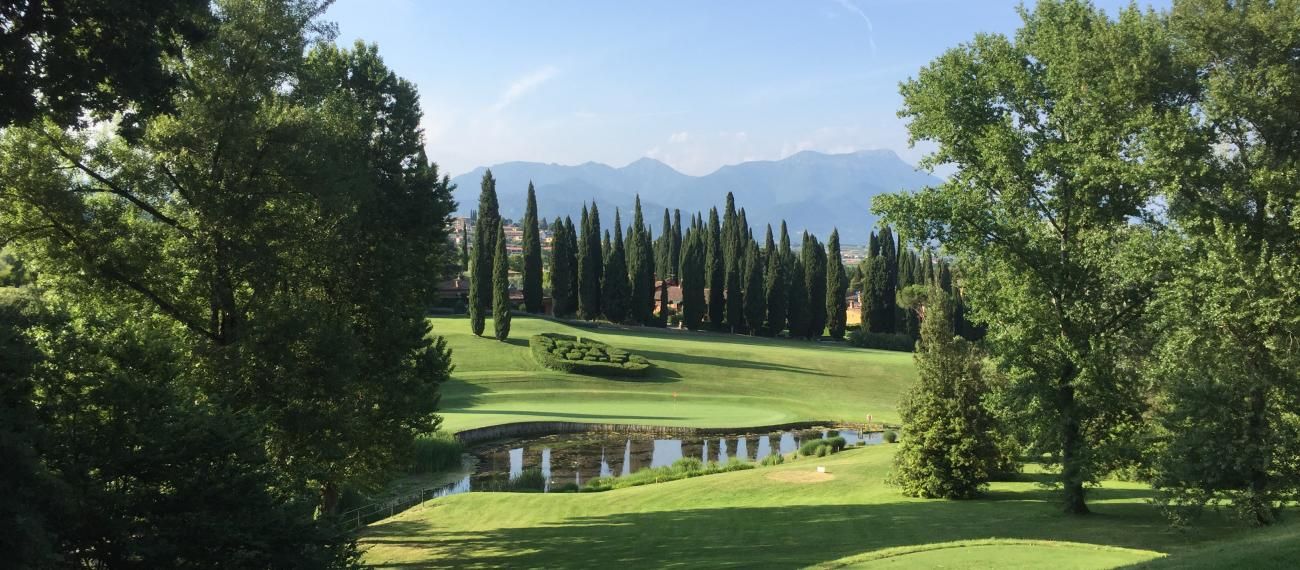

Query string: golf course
[357,316,1297,568]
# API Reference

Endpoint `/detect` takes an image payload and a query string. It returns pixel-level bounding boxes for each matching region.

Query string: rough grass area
[359,445,1283,568]
[429,315,916,432]
[529,333,652,377]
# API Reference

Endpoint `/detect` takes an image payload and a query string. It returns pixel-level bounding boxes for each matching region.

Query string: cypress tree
[628,196,655,325]
[743,239,765,335]
[459,224,469,273]
[787,255,808,338]
[656,208,672,281]
[826,229,848,340]
[602,230,610,262]
[705,208,724,329]
[564,217,580,314]
[469,169,500,336]
[879,226,899,333]
[550,219,573,316]
[657,272,669,326]
[764,225,786,336]
[602,210,630,323]
[670,209,682,280]
[578,205,602,320]
[522,182,543,313]
[723,193,744,332]
[803,232,827,339]
[864,256,890,333]
[681,228,706,330]
[492,221,512,340]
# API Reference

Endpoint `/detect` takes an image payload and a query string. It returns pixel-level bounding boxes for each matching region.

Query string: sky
[324,0,1172,178]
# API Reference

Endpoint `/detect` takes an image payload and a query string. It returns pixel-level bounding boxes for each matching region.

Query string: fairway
[359,445,1260,568]
[432,315,915,432]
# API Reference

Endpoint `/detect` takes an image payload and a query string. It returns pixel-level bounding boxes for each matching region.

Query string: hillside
[449,150,941,243]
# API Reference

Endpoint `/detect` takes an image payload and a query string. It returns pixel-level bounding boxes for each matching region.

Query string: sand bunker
[765,470,835,483]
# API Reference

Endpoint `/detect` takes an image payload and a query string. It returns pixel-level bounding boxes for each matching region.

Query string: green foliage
[522,182,544,313]
[471,170,501,336]
[706,208,725,329]
[723,193,745,332]
[888,287,1005,500]
[578,204,603,320]
[786,256,809,339]
[529,334,653,377]
[799,436,847,457]
[601,210,631,322]
[883,431,898,444]
[763,225,786,336]
[875,0,1179,514]
[760,452,786,466]
[681,227,707,330]
[411,432,465,474]
[583,457,754,492]
[803,233,828,339]
[627,196,657,325]
[549,218,575,316]
[492,222,512,340]
[847,330,916,352]
[826,230,848,339]
[742,240,766,335]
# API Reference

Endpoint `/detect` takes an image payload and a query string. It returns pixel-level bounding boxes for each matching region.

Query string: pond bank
[454,419,879,446]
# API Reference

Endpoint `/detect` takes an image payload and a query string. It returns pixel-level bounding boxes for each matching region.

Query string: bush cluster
[530,333,653,377]
[760,453,786,466]
[847,330,916,352]
[798,436,847,457]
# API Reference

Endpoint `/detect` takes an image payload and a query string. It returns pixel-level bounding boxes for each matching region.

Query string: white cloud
[830,0,877,58]
[492,65,559,112]
[669,131,691,143]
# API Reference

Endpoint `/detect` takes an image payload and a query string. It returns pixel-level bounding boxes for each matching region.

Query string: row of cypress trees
[467,170,513,340]
[513,190,851,339]
[858,226,981,341]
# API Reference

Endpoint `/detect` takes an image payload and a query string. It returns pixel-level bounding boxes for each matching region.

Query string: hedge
[847,330,916,352]
[529,333,653,377]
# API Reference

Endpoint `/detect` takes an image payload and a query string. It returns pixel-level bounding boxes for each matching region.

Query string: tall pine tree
[469,169,499,336]
[549,219,573,316]
[578,204,602,320]
[627,196,655,325]
[804,232,828,339]
[521,182,544,313]
[705,208,725,329]
[670,209,682,280]
[764,225,786,336]
[826,229,848,340]
[602,210,630,323]
[492,221,512,340]
[680,228,706,330]
[723,193,744,332]
[743,239,766,335]
[564,217,580,314]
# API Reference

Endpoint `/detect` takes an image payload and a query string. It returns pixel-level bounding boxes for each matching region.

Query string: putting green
[816,540,1163,568]
[430,315,915,432]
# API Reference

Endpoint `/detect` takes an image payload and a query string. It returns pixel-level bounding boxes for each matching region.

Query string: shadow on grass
[447,409,686,422]
[360,483,1238,569]
[634,348,835,377]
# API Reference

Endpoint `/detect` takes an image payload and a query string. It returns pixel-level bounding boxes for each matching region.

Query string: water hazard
[433,427,881,495]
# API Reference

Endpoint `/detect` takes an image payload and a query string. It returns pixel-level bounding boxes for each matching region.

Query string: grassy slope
[432,315,915,432]
[360,445,1262,569]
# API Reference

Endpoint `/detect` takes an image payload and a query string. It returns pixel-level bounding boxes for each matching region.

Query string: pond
[432,427,882,495]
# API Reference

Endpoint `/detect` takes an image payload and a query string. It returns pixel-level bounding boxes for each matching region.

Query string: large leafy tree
[1145,0,1300,526]
[875,0,1182,514]
[0,0,213,129]
[470,170,500,335]
[521,182,544,313]
[0,0,456,518]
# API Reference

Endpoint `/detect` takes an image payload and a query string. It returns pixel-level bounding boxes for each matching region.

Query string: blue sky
[324,0,1171,178]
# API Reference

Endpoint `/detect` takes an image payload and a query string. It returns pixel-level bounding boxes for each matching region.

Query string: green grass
[359,445,1281,569]
[431,315,915,432]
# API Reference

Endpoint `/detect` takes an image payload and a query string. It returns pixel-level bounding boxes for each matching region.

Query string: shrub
[847,330,916,352]
[529,333,653,377]
[799,436,847,457]
[883,430,898,443]
[411,432,464,473]
[761,453,785,466]
[816,445,829,457]
[511,468,546,492]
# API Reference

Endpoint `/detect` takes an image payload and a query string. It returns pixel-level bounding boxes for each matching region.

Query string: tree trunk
[321,481,341,516]
[1246,384,1273,525]
[1058,361,1090,515]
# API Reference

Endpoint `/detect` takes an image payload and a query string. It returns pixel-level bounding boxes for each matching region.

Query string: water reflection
[469,427,882,493]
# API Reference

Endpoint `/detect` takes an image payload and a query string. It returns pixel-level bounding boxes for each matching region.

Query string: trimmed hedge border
[529,333,653,377]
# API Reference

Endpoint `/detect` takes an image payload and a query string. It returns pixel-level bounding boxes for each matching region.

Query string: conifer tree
[680,228,706,330]
[826,229,848,339]
[787,256,808,338]
[705,208,725,329]
[656,208,672,281]
[469,169,500,336]
[627,196,655,324]
[670,209,682,280]
[550,218,573,316]
[578,205,602,320]
[657,272,669,326]
[878,226,899,333]
[743,239,766,335]
[459,224,469,273]
[803,232,828,339]
[602,210,630,323]
[564,217,580,313]
[492,221,512,340]
[723,193,744,332]
[889,285,1002,498]
[764,225,786,336]
[522,182,543,313]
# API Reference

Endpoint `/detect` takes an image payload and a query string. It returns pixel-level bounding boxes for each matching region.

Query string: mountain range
[449,149,941,244]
